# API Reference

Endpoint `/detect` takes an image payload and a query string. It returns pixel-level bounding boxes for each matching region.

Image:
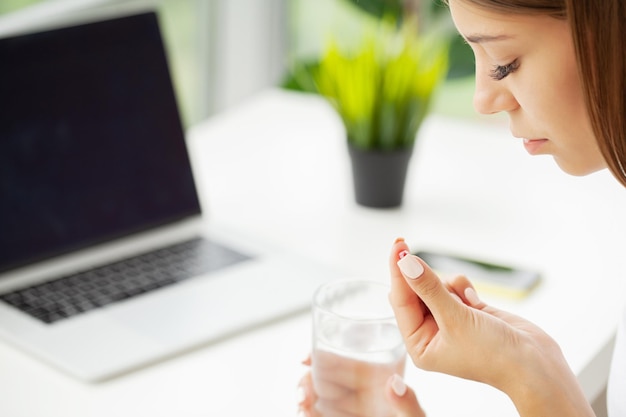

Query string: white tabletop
[2,89,625,417]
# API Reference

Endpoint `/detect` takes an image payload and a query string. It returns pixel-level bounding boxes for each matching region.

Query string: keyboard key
[0,238,252,324]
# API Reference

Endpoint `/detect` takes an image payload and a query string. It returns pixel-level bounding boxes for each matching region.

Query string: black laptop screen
[0,12,201,273]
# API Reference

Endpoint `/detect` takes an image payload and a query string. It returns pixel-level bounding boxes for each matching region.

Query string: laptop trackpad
[106,257,326,346]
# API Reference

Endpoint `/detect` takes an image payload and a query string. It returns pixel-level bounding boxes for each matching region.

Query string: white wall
[207,0,287,113]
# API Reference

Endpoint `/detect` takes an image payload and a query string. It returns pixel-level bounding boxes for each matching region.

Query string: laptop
[0,6,334,382]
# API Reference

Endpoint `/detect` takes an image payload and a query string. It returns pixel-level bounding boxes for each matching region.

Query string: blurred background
[0,0,478,128]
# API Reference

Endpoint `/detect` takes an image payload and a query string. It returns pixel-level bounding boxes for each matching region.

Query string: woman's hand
[389,238,594,417]
[297,355,426,417]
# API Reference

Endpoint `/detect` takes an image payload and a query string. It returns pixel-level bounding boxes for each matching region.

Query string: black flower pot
[347,143,413,208]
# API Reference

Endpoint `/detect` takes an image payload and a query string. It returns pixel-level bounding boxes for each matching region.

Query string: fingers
[312,350,407,416]
[444,274,486,309]
[388,239,431,342]
[298,371,317,415]
[394,250,463,327]
[389,240,463,352]
[385,374,426,417]
[299,368,401,417]
[312,350,401,392]
[299,369,427,417]
[299,352,418,417]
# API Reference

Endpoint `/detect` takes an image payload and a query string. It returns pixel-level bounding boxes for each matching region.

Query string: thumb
[385,374,426,417]
[395,250,463,326]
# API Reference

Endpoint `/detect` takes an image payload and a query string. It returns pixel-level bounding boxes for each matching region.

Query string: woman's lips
[523,138,549,155]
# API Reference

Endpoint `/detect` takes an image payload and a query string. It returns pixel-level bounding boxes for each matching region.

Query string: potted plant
[312,13,449,208]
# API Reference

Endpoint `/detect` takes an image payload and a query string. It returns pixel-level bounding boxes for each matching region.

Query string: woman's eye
[490,59,520,80]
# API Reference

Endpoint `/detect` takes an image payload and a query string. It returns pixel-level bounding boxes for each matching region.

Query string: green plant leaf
[281,60,320,93]
[312,16,449,150]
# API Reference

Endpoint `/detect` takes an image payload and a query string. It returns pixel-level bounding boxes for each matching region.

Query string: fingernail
[397,255,425,279]
[464,287,481,307]
[391,373,407,397]
[394,237,405,244]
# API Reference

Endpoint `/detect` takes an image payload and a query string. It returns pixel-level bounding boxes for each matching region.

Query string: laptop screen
[0,11,201,273]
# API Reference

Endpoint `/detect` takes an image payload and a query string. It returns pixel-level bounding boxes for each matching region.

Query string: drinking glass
[311,279,406,417]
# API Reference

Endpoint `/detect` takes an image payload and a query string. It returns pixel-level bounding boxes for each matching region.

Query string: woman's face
[449,0,606,175]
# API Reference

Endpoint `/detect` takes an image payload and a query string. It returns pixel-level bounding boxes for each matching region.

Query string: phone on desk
[414,251,541,299]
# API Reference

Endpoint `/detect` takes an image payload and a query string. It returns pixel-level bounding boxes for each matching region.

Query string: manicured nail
[464,287,481,307]
[397,254,424,279]
[391,373,407,397]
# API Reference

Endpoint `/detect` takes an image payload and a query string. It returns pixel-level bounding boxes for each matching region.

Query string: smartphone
[414,251,541,298]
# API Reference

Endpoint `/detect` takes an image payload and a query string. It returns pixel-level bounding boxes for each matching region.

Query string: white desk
[2,89,625,416]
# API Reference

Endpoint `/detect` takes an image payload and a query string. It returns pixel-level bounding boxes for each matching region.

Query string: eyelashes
[490,59,520,80]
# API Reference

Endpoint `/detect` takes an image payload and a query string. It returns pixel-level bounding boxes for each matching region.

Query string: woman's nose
[472,70,519,115]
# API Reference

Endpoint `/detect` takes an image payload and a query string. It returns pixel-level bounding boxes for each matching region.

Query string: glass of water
[311,279,406,417]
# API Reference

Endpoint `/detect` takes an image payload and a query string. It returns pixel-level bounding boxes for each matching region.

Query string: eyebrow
[464,34,514,44]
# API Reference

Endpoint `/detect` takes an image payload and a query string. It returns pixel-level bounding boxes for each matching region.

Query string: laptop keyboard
[0,237,252,324]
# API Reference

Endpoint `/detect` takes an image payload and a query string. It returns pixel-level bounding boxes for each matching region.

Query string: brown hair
[446,0,626,186]
[567,0,626,187]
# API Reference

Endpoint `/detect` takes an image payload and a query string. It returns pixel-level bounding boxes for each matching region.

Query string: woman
[298,0,626,416]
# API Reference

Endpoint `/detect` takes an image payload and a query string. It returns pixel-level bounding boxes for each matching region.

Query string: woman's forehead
[449,0,558,41]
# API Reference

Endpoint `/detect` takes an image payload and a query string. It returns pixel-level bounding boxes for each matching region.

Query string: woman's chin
[553,156,607,177]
